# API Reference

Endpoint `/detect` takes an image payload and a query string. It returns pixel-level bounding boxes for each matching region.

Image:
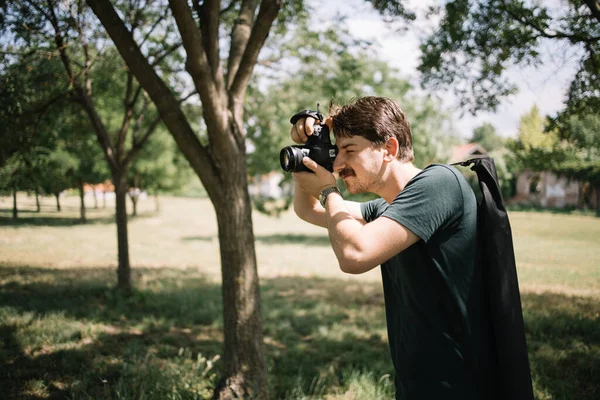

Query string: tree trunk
[55,192,61,212]
[84,2,274,395]
[213,168,267,400]
[129,192,138,217]
[12,187,17,219]
[93,187,98,209]
[35,189,40,212]
[154,193,160,212]
[594,185,600,217]
[114,173,132,294]
[79,179,87,223]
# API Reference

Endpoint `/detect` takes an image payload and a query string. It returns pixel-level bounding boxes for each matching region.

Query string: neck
[378,161,422,204]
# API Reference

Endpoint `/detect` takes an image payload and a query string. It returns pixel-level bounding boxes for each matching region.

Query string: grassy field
[1,193,599,399]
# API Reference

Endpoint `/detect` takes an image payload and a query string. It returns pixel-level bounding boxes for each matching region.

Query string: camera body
[279,106,338,173]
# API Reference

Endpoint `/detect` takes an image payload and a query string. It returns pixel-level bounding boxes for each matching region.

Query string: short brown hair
[329,96,414,162]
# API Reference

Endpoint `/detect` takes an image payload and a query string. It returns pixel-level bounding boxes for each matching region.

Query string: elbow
[337,250,372,275]
[293,202,310,223]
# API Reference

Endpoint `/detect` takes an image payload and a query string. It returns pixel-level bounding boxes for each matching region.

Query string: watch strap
[319,186,341,207]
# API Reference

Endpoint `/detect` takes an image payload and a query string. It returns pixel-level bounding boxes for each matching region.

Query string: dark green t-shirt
[361,164,481,400]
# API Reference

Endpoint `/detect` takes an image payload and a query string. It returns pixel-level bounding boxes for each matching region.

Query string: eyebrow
[340,143,357,150]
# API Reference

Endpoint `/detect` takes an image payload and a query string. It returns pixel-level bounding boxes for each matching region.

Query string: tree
[0,52,67,217]
[2,1,166,293]
[85,0,293,397]
[129,127,194,213]
[38,148,78,212]
[552,113,600,216]
[471,122,504,152]
[417,0,600,114]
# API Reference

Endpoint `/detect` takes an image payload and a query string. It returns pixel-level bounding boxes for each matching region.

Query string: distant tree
[128,127,194,214]
[471,122,504,152]
[38,148,78,212]
[2,1,166,293]
[0,53,67,217]
[552,113,600,216]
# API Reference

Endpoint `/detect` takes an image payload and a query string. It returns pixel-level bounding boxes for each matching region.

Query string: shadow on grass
[0,265,598,399]
[181,234,332,246]
[0,209,158,227]
[255,233,331,246]
[180,235,215,242]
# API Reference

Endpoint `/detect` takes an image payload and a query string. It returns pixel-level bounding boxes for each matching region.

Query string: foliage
[509,104,600,216]
[129,127,195,196]
[416,0,600,115]
[470,122,504,152]
[246,19,458,211]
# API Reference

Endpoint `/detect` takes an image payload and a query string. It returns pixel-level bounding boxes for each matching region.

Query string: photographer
[289,96,491,399]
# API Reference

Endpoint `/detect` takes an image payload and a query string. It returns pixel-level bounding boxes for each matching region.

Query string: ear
[383,137,399,161]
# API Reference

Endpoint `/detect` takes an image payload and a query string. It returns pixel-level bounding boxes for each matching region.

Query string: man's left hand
[292,157,337,198]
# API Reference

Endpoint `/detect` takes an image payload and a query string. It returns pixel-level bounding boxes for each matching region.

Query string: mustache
[339,167,355,178]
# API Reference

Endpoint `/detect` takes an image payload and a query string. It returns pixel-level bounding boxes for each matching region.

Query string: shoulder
[410,164,463,188]
[396,164,464,202]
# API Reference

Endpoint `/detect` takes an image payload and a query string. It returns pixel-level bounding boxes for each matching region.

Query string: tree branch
[139,14,166,48]
[198,0,226,98]
[123,115,161,168]
[178,90,199,104]
[583,0,600,24]
[499,0,600,44]
[169,0,227,135]
[229,0,281,116]
[42,0,119,173]
[226,0,258,89]
[149,43,182,67]
[86,0,222,199]
[117,72,135,161]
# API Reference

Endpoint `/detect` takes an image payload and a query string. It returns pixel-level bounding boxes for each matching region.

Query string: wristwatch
[319,186,342,207]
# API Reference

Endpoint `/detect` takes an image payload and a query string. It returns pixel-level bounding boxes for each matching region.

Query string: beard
[340,167,370,194]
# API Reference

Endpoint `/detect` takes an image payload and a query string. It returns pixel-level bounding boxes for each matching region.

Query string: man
[291,96,490,399]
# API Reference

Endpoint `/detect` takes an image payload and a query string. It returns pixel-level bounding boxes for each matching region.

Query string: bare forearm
[293,181,326,227]
[324,192,371,274]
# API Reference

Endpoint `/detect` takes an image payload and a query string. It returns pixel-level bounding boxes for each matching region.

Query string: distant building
[248,171,291,199]
[448,143,488,164]
[512,170,583,208]
[84,180,115,200]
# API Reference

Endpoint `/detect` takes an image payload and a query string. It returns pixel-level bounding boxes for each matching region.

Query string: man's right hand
[290,117,316,144]
[290,116,334,144]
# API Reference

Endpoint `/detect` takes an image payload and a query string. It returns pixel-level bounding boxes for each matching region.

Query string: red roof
[449,143,488,163]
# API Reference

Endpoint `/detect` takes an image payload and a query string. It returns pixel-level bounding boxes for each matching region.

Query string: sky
[315,0,579,139]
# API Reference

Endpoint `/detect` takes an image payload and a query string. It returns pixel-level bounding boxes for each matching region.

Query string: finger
[304,117,315,136]
[324,116,333,130]
[290,125,301,144]
[294,118,308,143]
[302,157,319,172]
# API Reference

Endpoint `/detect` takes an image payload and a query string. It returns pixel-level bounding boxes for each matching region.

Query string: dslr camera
[279,104,338,173]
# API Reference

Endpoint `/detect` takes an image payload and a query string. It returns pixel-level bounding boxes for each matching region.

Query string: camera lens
[280,146,305,172]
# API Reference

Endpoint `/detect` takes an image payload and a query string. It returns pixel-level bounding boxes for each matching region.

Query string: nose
[333,152,345,173]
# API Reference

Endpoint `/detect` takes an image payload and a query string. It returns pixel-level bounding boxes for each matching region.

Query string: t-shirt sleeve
[381,166,464,242]
[360,198,388,223]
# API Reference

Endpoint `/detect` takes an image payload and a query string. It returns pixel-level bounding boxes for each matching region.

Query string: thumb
[302,157,319,172]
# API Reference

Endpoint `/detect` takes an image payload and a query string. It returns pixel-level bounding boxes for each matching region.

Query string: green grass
[1,193,599,399]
